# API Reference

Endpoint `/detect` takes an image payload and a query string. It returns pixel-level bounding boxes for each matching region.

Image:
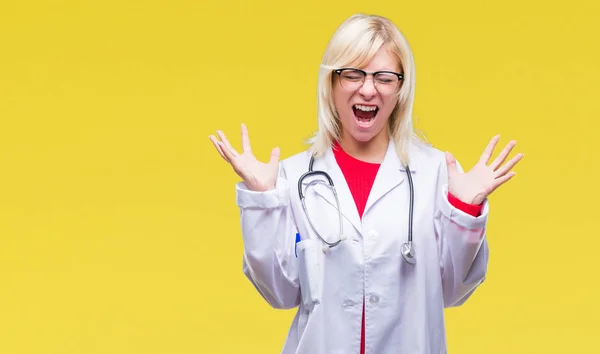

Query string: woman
[209,13,522,354]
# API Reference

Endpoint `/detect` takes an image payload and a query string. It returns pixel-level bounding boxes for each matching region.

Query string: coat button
[342,300,355,307]
[369,295,379,304]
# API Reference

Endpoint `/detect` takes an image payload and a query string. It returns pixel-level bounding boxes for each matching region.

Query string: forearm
[436,185,490,307]
[237,177,301,309]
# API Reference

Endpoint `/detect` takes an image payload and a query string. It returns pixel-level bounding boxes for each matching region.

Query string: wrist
[448,192,483,217]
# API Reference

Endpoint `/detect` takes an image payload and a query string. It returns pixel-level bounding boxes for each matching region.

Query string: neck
[337,130,389,164]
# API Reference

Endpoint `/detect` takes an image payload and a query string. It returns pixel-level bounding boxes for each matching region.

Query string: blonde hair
[307,13,428,165]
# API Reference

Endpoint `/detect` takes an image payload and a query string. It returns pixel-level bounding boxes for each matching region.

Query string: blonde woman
[210,13,523,354]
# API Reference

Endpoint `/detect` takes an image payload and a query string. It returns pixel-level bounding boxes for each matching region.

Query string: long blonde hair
[307,13,428,165]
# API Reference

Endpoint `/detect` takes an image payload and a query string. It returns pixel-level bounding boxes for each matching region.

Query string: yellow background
[1,0,599,353]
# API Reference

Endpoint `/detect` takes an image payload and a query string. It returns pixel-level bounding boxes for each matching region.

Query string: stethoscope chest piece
[401,242,416,265]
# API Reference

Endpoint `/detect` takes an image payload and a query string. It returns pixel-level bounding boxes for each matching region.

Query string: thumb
[269,147,280,165]
[445,151,458,177]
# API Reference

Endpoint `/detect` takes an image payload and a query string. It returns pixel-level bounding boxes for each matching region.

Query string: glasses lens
[339,69,365,91]
[374,73,400,94]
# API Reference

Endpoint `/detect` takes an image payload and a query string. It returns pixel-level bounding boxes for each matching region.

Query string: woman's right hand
[209,123,280,192]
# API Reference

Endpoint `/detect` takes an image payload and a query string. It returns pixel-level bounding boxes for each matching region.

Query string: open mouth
[352,104,378,127]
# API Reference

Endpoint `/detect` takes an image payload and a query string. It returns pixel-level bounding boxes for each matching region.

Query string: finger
[495,153,524,177]
[479,135,500,165]
[217,130,240,157]
[445,151,459,177]
[269,147,280,165]
[241,123,252,153]
[209,135,230,163]
[218,141,236,163]
[490,140,516,171]
[491,171,517,191]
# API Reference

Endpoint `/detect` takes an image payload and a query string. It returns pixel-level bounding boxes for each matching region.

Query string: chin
[350,130,380,143]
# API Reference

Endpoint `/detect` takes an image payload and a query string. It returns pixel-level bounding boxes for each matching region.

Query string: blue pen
[295,233,301,257]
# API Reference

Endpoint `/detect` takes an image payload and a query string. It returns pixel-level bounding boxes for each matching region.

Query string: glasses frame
[333,68,404,93]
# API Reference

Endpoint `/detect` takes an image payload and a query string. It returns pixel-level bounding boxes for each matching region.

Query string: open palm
[447,135,524,205]
[209,123,280,192]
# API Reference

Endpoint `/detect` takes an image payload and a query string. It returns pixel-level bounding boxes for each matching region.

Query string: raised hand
[209,123,280,192]
[446,135,524,205]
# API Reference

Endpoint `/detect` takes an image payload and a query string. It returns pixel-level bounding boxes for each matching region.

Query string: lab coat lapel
[363,140,415,217]
[307,147,363,235]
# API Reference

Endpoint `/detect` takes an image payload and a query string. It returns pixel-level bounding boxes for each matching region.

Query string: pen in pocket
[295,233,301,257]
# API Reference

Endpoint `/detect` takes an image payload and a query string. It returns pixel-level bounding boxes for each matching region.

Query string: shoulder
[281,149,312,166]
[408,139,469,185]
[408,139,447,172]
[278,149,312,179]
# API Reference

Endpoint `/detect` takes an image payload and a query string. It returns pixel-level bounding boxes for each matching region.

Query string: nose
[358,77,377,99]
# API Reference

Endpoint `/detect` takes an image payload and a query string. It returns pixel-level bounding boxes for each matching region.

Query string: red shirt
[331,141,482,354]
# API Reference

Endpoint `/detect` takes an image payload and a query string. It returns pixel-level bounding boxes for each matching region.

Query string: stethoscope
[298,155,417,264]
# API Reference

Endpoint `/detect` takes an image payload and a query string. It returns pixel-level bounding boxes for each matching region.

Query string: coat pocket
[296,238,321,312]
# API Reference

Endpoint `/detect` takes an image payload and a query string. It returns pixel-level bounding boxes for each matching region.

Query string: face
[332,44,401,146]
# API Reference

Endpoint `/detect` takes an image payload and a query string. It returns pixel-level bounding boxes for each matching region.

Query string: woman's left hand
[446,135,524,205]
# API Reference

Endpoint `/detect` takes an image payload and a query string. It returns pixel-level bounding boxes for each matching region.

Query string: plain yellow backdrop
[1,0,599,353]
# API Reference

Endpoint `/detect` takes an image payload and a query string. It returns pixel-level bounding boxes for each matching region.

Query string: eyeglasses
[333,68,404,94]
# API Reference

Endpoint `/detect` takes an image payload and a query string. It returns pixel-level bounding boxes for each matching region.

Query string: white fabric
[236,139,489,354]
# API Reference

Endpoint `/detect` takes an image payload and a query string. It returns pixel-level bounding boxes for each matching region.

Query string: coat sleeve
[235,162,301,309]
[433,157,490,308]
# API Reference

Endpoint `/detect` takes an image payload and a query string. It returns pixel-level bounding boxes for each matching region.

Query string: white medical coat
[235,139,489,354]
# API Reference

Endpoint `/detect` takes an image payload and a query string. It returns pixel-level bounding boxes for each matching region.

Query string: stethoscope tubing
[298,155,414,260]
